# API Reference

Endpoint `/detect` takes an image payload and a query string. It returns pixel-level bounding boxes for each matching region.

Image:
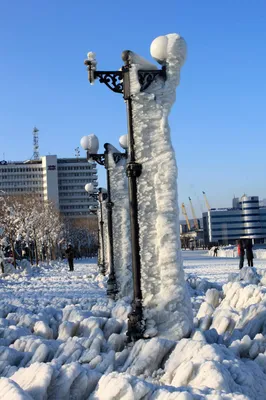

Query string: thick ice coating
[129,33,192,340]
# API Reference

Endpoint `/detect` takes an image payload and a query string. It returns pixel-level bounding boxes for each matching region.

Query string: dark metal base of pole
[106,272,118,299]
[127,299,145,342]
[98,263,106,275]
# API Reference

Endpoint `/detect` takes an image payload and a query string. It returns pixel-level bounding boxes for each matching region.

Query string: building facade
[203,196,266,245]
[0,156,97,218]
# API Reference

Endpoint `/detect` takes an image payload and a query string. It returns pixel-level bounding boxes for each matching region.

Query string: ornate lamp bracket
[138,66,167,91]
[112,152,127,164]
[84,60,167,94]
[84,60,123,93]
[87,152,105,166]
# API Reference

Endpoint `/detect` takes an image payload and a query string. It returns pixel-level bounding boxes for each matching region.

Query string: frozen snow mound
[161,338,266,399]
[2,260,266,399]
[194,267,266,350]
[129,33,193,340]
[90,371,250,399]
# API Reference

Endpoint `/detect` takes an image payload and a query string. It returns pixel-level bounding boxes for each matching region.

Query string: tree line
[0,194,98,269]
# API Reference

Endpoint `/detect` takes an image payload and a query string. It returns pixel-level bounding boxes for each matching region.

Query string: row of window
[0,174,43,179]
[58,166,95,171]
[58,179,94,184]
[0,181,42,187]
[213,232,265,239]
[60,205,90,210]
[0,168,42,172]
[59,199,94,203]
[59,192,89,197]
[211,213,260,219]
[3,188,42,193]
[240,207,259,210]
[63,211,90,216]
[58,172,95,177]
[59,185,88,190]
[212,220,260,225]
[212,226,263,232]
[239,200,258,204]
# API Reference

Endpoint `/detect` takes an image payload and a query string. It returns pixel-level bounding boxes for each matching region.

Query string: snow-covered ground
[208,246,266,259]
[2,254,266,399]
[183,250,266,283]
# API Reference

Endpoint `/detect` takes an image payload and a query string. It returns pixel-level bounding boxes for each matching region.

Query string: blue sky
[1,0,266,217]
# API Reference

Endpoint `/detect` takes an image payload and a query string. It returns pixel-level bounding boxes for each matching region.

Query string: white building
[203,195,266,245]
[0,156,98,218]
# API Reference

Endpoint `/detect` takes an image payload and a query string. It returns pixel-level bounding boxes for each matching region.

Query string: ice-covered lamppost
[85,184,107,275]
[81,134,127,299]
[84,46,166,342]
[84,34,193,342]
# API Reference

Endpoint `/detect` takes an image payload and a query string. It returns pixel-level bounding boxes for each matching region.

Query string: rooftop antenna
[75,147,80,159]
[33,127,39,159]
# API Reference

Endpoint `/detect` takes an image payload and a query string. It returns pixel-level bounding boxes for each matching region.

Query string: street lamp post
[88,205,102,267]
[85,185,107,275]
[84,45,167,341]
[82,136,127,299]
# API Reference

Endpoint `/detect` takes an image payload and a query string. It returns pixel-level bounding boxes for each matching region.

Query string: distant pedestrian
[65,244,74,271]
[245,239,254,267]
[237,239,245,269]
[213,247,218,257]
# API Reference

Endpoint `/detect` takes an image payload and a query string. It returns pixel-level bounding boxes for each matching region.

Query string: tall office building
[0,155,98,218]
[203,195,266,245]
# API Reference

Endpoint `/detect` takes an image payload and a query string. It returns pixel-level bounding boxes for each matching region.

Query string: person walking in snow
[65,244,74,271]
[213,247,218,257]
[245,239,254,267]
[237,239,245,269]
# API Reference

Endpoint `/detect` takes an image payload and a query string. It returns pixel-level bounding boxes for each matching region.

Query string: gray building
[203,195,266,245]
[0,155,97,218]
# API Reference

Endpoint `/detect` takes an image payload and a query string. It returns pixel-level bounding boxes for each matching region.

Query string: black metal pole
[105,161,118,298]
[122,53,144,341]
[99,194,106,275]
[97,224,101,263]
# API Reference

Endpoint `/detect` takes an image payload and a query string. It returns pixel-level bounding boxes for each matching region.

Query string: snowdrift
[1,260,266,399]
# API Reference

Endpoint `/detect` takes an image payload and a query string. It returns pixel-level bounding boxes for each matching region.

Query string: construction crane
[188,197,199,230]
[181,203,191,232]
[202,191,211,211]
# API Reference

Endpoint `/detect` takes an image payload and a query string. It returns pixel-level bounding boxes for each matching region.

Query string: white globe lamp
[150,36,168,64]
[119,134,128,150]
[80,134,99,153]
[85,183,94,193]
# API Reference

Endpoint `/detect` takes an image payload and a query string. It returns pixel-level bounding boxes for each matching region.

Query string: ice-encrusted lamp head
[87,52,96,62]
[150,34,186,67]
[80,134,99,153]
[150,36,168,64]
[85,183,94,193]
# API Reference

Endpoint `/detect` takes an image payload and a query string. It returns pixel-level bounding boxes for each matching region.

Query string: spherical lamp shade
[87,52,96,61]
[119,134,128,150]
[80,134,99,153]
[150,36,168,64]
[85,183,94,193]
